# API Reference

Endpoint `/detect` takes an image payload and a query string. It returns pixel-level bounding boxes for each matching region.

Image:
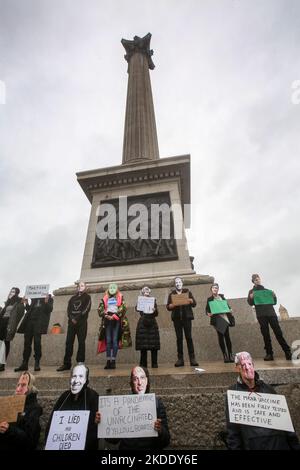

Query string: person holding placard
[15,294,53,372]
[225,351,300,450]
[247,274,291,361]
[0,371,42,450]
[98,366,170,450]
[45,364,100,450]
[0,287,25,372]
[135,286,160,368]
[57,281,91,372]
[166,277,198,367]
[98,283,127,370]
[205,283,235,363]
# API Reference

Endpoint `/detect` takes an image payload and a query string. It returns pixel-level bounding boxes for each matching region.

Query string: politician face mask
[175,278,183,291]
[108,283,118,296]
[70,365,87,395]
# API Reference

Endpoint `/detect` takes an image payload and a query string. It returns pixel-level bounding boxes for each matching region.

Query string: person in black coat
[135,286,160,368]
[225,351,300,450]
[0,371,43,450]
[57,282,91,371]
[206,283,235,363]
[45,364,100,450]
[0,287,25,372]
[99,365,170,450]
[166,277,198,367]
[15,294,53,372]
[247,274,291,361]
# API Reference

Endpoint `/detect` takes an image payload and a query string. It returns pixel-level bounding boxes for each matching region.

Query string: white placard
[98,393,158,439]
[227,390,294,432]
[45,410,90,450]
[107,297,118,313]
[137,296,155,314]
[25,284,50,299]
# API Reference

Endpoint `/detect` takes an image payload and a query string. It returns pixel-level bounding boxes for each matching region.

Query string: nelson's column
[51,33,215,363]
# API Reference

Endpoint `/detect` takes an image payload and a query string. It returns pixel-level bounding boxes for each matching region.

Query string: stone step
[6,319,300,367]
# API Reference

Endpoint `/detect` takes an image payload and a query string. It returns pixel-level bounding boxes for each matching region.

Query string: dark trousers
[63,320,88,366]
[257,316,290,355]
[173,318,195,358]
[0,317,10,359]
[23,323,42,362]
[140,349,158,368]
[217,328,232,355]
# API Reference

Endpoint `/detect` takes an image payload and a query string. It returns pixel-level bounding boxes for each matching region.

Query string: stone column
[121,33,159,164]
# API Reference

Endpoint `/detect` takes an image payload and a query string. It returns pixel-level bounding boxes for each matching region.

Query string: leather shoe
[175,358,184,367]
[56,364,71,371]
[14,363,28,372]
[264,354,274,361]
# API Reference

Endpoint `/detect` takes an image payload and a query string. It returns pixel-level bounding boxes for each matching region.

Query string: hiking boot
[189,357,199,366]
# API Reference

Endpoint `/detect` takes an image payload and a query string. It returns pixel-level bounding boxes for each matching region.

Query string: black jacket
[45,386,99,450]
[225,373,300,450]
[0,392,42,451]
[17,296,53,335]
[166,289,196,321]
[107,397,170,451]
[135,300,160,351]
[247,285,277,319]
[67,292,91,323]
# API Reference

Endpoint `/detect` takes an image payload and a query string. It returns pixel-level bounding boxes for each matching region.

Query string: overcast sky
[0,0,299,316]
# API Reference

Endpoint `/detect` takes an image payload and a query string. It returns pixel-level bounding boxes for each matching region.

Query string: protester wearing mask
[46,363,100,450]
[57,282,91,372]
[225,351,300,450]
[15,294,53,372]
[135,286,160,368]
[166,277,198,367]
[0,287,25,372]
[0,371,43,450]
[98,365,170,450]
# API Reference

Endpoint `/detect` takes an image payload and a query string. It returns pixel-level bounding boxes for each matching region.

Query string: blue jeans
[105,320,120,359]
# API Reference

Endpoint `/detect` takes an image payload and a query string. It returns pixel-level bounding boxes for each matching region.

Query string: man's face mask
[238,354,255,382]
[175,278,183,291]
[8,288,16,299]
[131,366,148,395]
[70,365,87,395]
[15,374,30,395]
[78,282,86,293]
[108,283,118,296]
[142,287,151,297]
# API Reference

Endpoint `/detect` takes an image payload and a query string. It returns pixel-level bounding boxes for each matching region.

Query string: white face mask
[70,365,87,395]
[8,289,16,299]
[142,287,151,297]
[132,367,148,395]
[78,282,86,293]
[175,278,183,291]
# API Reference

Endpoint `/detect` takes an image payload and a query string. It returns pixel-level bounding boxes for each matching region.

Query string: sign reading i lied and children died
[227,390,294,432]
[98,393,158,439]
[25,284,50,299]
[45,410,90,450]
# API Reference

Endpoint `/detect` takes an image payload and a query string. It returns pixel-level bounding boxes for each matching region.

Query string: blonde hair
[18,371,38,394]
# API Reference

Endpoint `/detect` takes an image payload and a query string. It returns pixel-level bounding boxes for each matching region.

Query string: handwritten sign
[227,390,294,432]
[137,296,155,314]
[171,293,190,306]
[98,393,157,439]
[0,395,26,423]
[25,284,50,299]
[45,410,90,450]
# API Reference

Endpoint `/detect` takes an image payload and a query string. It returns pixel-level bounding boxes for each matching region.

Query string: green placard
[253,289,275,305]
[208,299,230,314]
